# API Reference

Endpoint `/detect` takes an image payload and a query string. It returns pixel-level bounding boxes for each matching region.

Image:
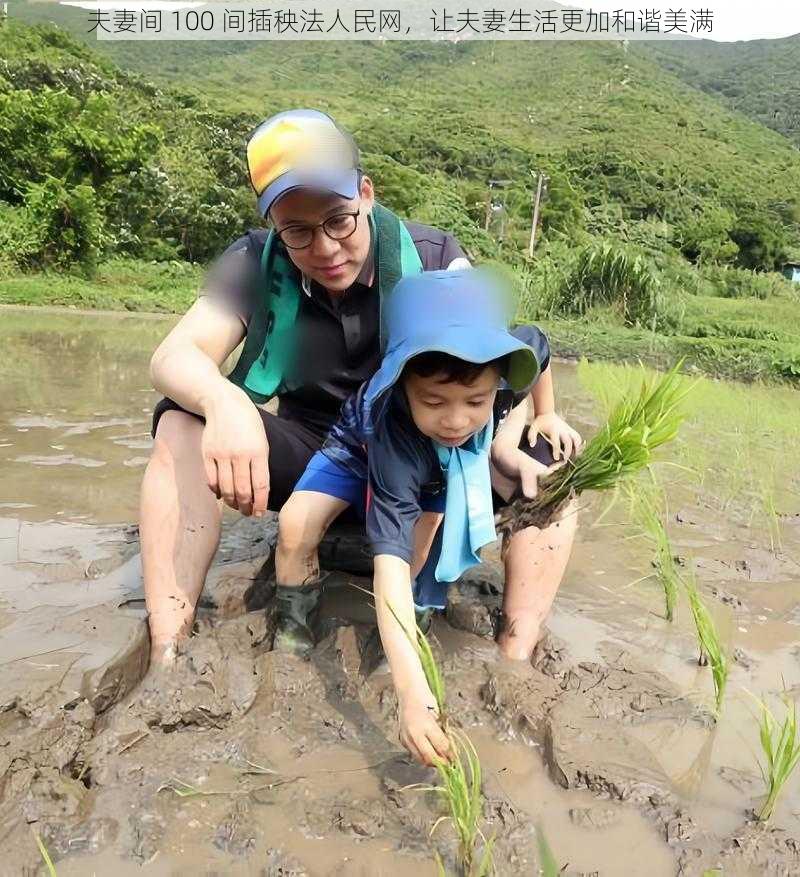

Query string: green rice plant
[752,693,800,823]
[386,602,447,722]
[625,479,680,622]
[536,825,562,876]
[33,832,57,876]
[683,570,728,716]
[761,478,783,554]
[498,362,693,536]
[387,602,494,876]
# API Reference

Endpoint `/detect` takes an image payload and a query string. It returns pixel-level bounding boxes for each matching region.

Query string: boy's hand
[398,695,452,767]
[529,412,583,462]
[493,448,551,500]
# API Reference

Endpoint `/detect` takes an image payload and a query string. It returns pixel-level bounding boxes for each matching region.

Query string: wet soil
[1,307,799,875]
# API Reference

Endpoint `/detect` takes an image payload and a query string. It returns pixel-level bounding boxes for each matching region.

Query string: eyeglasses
[275,209,361,250]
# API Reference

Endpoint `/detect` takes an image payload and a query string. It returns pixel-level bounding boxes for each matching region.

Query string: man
[141,108,576,667]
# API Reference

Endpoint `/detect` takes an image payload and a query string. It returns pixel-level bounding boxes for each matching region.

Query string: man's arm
[150,298,269,516]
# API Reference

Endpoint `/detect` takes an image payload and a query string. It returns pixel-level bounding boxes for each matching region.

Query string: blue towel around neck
[433,416,496,584]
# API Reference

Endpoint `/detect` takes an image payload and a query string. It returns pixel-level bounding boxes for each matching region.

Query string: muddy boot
[272,582,322,658]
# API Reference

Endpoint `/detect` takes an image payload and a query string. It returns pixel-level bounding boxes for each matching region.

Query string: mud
[1,308,799,875]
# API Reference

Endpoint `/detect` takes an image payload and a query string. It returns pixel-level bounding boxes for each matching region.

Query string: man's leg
[141,400,324,665]
[141,410,223,664]
[496,503,577,660]
[491,433,578,661]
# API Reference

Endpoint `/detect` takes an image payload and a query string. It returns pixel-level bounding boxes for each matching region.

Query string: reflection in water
[0,307,176,524]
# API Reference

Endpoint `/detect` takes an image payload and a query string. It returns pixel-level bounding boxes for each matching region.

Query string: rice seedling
[625,479,680,622]
[33,832,57,877]
[682,569,728,716]
[761,478,783,554]
[751,692,800,823]
[536,825,563,876]
[387,602,494,876]
[498,361,693,537]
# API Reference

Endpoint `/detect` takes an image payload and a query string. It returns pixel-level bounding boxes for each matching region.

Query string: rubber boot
[272,582,322,658]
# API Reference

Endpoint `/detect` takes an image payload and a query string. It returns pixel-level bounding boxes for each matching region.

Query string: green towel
[227,203,422,404]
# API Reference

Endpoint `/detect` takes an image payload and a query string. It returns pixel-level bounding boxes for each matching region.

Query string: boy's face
[403,365,501,448]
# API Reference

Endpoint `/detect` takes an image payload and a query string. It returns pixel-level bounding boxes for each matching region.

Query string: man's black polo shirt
[202,223,468,436]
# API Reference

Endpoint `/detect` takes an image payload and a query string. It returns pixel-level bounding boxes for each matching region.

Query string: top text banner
[87,2,716,40]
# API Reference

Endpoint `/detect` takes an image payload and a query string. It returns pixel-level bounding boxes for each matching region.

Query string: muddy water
[1,306,799,875]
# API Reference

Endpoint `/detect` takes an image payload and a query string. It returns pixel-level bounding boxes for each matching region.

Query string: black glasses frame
[275,208,361,250]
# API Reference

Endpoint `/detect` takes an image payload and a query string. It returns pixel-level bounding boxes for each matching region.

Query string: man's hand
[398,694,452,767]
[200,384,269,516]
[528,412,583,462]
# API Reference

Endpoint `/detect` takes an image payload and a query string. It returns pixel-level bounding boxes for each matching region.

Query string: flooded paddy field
[1,307,798,875]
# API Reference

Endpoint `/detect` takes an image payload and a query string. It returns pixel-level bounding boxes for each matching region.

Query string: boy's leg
[274,490,350,655]
[491,434,578,661]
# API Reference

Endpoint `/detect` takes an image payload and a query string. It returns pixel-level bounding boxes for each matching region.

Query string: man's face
[269,176,375,293]
[403,366,500,448]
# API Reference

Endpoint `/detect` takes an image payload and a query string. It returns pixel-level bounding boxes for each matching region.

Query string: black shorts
[152,397,328,513]
[151,397,556,516]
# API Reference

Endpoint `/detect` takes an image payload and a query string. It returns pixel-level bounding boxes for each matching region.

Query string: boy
[275,269,581,765]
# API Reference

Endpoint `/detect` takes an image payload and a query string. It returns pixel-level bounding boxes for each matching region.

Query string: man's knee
[150,410,203,467]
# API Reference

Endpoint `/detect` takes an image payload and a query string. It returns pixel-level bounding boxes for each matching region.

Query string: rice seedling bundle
[498,362,692,537]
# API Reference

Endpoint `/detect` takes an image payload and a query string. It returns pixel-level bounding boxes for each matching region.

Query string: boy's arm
[374,554,451,766]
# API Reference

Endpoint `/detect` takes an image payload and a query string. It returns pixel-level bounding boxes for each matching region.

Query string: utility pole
[528,172,545,259]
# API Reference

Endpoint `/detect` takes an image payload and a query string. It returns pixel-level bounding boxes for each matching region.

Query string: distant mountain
[640,35,800,147]
[5,2,800,270]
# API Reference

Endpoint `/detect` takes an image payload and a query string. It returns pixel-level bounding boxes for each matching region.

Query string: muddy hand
[398,697,452,767]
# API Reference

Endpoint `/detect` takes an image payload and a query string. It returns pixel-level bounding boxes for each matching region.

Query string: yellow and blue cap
[246,109,360,217]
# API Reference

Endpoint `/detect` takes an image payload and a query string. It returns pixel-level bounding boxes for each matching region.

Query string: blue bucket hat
[365,268,540,408]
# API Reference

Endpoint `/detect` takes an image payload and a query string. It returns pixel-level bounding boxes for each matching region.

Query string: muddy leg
[274,491,349,655]
[497,501,578,661]
[140,410,223,666]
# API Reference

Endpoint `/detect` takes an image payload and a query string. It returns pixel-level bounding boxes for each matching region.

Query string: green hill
[640,35,800,147]
[2,7,799,382]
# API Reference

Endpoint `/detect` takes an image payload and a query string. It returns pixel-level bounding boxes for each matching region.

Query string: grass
[752,693,800,823]
[33,832,57,876]
[625,480,680,622]
[0,258,201,313]
[683,569,728,716]
[387,603,494,877]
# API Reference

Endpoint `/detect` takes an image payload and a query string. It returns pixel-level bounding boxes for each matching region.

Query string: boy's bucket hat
[365,268,540,405]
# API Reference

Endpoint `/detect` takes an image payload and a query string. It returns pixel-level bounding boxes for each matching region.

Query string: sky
[55,1,800,43]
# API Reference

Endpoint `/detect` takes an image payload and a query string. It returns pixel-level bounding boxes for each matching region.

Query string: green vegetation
[3,5,800,383]
[753,693,800,823]
[0,258,199,312]
[388,605,495,876]
[33,832,57,876]
[625,481,680,622]
[500,364,691,535]
[642,35,800,147]
[683,569,728,716]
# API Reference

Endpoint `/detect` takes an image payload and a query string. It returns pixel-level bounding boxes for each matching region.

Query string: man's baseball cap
[246,109,361,217]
